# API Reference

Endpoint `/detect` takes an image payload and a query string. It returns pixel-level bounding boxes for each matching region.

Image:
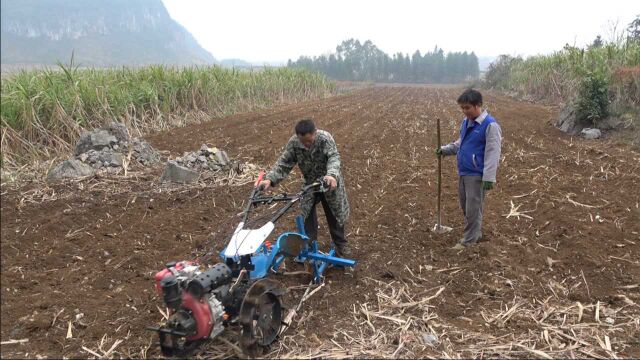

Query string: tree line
[288,39,480,84]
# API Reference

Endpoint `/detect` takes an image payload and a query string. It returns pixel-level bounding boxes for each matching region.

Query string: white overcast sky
[163,0,637,64]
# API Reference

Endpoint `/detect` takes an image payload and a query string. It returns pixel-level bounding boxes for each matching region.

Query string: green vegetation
[0,65,333,167]
[289,39,480,83]
[484,16,640,128]
[576,72,609,126]
[484,42,639,103]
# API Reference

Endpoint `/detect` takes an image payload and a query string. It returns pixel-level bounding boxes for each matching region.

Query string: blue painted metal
[221,203,356,283]
[295,215,306,235]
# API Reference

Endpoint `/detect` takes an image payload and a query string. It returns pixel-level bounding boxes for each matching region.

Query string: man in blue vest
[436,89,502,250]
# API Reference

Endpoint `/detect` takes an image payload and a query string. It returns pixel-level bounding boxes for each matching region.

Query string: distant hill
[220,59,253,68]
[0,0,215,66]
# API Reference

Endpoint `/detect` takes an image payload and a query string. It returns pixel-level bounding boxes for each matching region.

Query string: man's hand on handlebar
[323,175,337,191]
[259,177,335,193]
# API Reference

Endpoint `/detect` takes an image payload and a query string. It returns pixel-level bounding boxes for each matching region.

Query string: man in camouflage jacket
[259,119,352,257]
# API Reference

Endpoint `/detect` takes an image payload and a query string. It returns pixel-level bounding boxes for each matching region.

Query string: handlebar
[302,177,330,193]
[254,171,331,194]
[246,175,334,225]
[252,178,329,203]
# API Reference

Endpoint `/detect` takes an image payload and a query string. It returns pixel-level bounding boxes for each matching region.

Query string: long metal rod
[269,185,322,223]
[243,170,267,224]
[241,187,259,224]
[245,181,322,226]
[251,196,295,204]
[270,199,299,223]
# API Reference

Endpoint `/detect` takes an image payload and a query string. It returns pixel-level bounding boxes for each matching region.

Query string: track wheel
[238,279,284,357]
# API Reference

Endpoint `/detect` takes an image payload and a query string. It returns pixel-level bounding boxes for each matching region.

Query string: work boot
[335,243,352,258]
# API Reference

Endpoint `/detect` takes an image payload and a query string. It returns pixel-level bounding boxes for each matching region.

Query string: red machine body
[154,261,195,294]
[180,291,213,341]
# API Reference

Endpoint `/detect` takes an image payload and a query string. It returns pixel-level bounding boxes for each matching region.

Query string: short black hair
[295,118,316,135]
[457,89,483,106]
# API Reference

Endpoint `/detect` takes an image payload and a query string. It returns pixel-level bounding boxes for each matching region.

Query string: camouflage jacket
[266,130,350,225]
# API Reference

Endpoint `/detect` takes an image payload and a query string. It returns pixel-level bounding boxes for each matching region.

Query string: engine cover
[208,294,225,339]
[181,291,213,341]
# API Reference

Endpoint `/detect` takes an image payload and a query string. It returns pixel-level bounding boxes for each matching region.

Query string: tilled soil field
[2,87,639,358]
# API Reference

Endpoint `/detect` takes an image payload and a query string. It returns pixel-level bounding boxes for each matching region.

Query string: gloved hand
[482,181,494,190]
[435,147,443,156]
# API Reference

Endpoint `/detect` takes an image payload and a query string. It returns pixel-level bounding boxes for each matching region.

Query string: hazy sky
[163,0,637,63]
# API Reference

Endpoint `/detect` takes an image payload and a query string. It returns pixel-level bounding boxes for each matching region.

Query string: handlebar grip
[254,170,266,188]
[316,177,331,191]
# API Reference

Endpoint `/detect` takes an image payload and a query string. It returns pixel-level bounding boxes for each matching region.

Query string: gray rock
[215,150,230,166]
[132,139,160,165]
[91,130,117,148]
[75,130,117,155]
[185,154,197,163]
[82,149,123,167]
[555,103,585,136]
[104,122,130,143]
[108,153,124,167]
[75,132,93,155]
[47,159,95,181]
[160,161,199,183]
[197,155,207,163]
[581,128,602,139]
[422,333,439,347]
[83,149,99,163]
[555,102,621,135]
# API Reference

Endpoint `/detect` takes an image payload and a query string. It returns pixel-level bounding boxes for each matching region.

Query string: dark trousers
[304,194,347,249]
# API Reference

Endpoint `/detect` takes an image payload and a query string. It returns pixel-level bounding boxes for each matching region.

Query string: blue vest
[457,115,496,176]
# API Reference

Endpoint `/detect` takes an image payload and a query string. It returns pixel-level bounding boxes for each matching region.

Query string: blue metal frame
[222,215,356,283]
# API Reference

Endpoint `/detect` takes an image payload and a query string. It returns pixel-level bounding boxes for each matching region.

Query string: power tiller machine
[147,171,357,356]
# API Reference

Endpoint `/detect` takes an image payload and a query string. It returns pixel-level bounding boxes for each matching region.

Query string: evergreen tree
[288,39,480,84]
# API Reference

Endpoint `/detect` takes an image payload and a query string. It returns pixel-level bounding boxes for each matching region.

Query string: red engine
[153,261,195,294]
[150,261,230,356]
[149,260,285,357]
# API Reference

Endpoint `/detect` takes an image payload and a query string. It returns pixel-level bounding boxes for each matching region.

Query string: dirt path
[2,87,639,358]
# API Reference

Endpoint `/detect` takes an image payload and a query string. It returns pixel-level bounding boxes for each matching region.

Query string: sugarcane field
[1,1,639,359]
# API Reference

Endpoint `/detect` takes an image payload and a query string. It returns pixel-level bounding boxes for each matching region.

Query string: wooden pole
[436,118,442,228]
